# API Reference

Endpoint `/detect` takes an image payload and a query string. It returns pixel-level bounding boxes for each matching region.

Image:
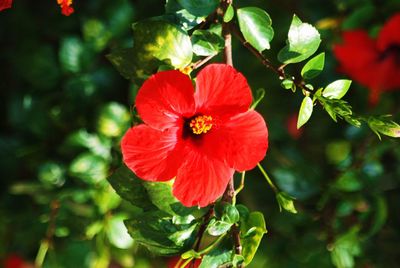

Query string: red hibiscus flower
[333,13,400,104]
[57,0,74,16]
[121,64,268,207]
[0,0,12,12]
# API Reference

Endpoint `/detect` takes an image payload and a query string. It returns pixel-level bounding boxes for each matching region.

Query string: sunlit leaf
[240,211,267,265]
[177,0,219,17]
[323,80,352,99]
[301,52,325,79]
[297,96,313,129]
[278,15,321,64]
[237,7,274,52]
[191,29,224,56]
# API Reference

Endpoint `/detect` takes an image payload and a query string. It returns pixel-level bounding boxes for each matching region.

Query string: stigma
[189,115,213,135]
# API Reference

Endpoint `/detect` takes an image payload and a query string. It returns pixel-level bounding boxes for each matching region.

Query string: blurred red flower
[287,113,303,139]
[57,0,74,16]
[0,0,12,11]
[121,64,268,207]
[333,13,400,104]
[4,254,33,268]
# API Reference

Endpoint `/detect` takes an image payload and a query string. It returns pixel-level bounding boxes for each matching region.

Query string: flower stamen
[189,115,213,135]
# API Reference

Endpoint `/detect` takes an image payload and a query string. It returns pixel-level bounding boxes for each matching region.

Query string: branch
[220,0,243,263]
[229,23,313,93]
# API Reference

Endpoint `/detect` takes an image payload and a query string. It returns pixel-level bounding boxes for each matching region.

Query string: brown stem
[193,207,215,251]
[220,0,243,264]
[191,54,217,70]
[221,0,233,66]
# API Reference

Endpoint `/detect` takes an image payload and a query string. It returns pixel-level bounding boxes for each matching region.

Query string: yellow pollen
[189,115,213,135]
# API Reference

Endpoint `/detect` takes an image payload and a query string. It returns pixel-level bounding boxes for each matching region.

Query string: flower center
[189,115,213,135]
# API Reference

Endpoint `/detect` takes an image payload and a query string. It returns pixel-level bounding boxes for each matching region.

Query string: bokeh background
[1,0,400,267]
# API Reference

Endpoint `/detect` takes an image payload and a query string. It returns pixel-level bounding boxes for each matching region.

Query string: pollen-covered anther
[189,115,213,135]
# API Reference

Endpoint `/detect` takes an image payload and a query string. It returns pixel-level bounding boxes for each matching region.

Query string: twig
[35,200,60,268]
[190,54,217,70]
[229,23,313,93]
[220,0,243,264]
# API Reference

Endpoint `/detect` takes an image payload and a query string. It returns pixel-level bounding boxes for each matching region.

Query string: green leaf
[237,7,274,52]
[281,79,296,92]
[223,4,234,22]
[97,102,130,138]
[250,88,265,109]
[177,0,219,17]
[221,204,240,224]
[199,241,233,268]
[278,15,321,64]
[240,212,267,265]
[107,165,156,211]
[107,214,134,249]
[334,171,362,192]
[207,218,232,236]
[191,30,224,56]
[107,20,192,80]
[330,227,361,268]
[276,192,297,213]
[125,210,197,255]
[323,79,352,99]
[69,153,108,184]
[143,181,197,217]
[297,96,313,129]
[367,115,400,139]
[165,0,204,30]
[59,37,84,73]
[301,52,325,79]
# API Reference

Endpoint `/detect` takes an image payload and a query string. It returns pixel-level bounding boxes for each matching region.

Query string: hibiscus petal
[221,110,268,171]
[377,13,400,51]
[0,0,12,12]
[121,125,184,181]
[195,64,252,116]
[173,150,234,207]
[136,70,195,131]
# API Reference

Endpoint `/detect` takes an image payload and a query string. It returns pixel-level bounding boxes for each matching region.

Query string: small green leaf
[191,30,224,56]
[177,0,219,17]
[222,204,240,224]
[69,153,108,184]
[97,102,130,138]
[107,214,134,249]
[278,15,321,64]
[59,37,84,73]
[330,227,361,268]
[250,88,265,109]
[199,241,233,268]
[223,4,234,22]
[297,96,313,129]
[334,171,362,192]
[367,116,400,139]
[276,192,297,213]
[323,79,352,99]
[237,7,274,52]
[301,52,325,79]
[240,212,267,265]
[281,79,295,91]
[207,218,232,236]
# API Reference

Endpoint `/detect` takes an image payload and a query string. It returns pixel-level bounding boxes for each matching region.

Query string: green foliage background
[0,0,400,267]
